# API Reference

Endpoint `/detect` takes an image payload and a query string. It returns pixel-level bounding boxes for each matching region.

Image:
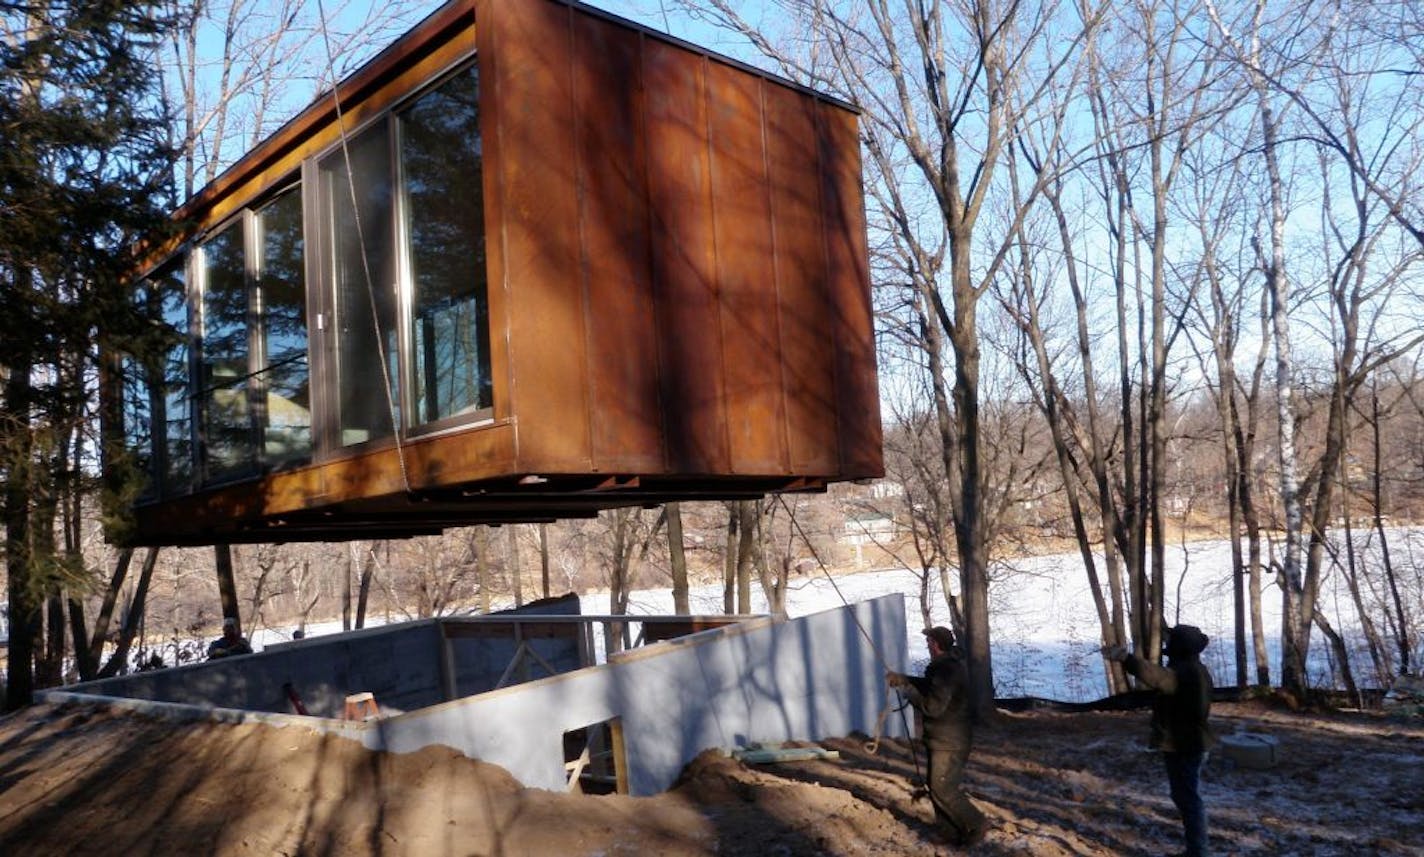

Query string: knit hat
[923,626,956,651]
[1165,624,1209,657]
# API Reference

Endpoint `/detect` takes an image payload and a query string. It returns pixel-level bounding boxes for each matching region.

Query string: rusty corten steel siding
[570,13,665,473]
[764,78,838,474]
[818,101,883,477]
[708,60,788,475]
[486,0,877,480]
[485,0,593,471]
[640,37,730,475]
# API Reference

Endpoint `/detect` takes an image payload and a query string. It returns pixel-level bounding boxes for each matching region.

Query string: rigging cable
[775,495,923,786]
[315,0,414,496]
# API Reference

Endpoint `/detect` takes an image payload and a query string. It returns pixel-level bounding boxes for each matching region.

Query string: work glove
[885,671,910,689]
[1100,645,1130,663]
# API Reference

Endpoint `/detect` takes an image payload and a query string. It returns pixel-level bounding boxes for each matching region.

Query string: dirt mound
[1,700,1419,856]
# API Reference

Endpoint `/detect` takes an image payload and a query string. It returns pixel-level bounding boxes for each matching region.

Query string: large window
[118,285,158,499]
[121,57,494,499]
[256,186,311,464]
[400,63,492,426]
[323,119,399,446]
[157,262,192,494]
[199,222,255,482]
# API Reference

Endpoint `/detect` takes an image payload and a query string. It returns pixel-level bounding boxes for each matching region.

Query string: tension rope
[776,496,922,783]
[315,0,413,496]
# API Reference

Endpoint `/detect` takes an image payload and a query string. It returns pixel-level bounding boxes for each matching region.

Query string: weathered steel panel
[476,0,513,425]
[643,40,730,474]
[493,0,593,469]
[571,15,666,473]
[707,63,789,475]
[817,102,882,477]
[764,81,838,473]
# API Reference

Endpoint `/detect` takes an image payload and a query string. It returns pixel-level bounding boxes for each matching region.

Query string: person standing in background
[1104,624,1216,857]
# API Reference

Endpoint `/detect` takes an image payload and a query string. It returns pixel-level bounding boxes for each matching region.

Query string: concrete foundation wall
[70,598,585,718]
[72,621,445,717]
[366,594,908,795]
[50,594,907,797]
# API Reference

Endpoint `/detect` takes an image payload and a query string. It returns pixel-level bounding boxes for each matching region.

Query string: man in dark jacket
[1105,624,1215,857]
[887,626,987,847]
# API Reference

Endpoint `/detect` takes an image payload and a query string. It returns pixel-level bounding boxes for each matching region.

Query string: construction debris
[731,743,841,765]
[1383,674,1424,717]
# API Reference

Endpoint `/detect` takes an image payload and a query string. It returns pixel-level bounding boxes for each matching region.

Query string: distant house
[842,513,897,546]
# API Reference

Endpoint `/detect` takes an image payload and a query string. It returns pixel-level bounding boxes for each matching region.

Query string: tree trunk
[342,544,353,631]
[34,466,64,689]
[1313,607,1358,701]
[99,547,160,678]
[40,595,66,688]
[507,525,523,608]
[1009,184,1126,694]
[667,502,689,615]
[475,527,492,614]
[606,510,632,656]
[948,232,994,720]
[67,595,93,680]
[735,500,756,614]
[214,544,241,634]
[84,547,135,677]
[754,501,788,616]
[4,349,37,710]
[1372,384,1411,675]
[539,522,551,600]
[722,505,737,614]
[355,545,376,630]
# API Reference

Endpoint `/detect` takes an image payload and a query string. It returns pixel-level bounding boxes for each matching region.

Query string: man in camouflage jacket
[887,626,987,847]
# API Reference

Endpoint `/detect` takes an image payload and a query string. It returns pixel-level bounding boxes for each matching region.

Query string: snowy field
[230,530,1424,702]
[607,529,1424,701]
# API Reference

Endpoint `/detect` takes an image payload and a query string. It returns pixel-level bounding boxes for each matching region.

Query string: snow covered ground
[607,529,1424,701]
[224,530,1423,702]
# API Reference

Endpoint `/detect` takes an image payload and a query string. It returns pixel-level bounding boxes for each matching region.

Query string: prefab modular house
[108,0,881,547]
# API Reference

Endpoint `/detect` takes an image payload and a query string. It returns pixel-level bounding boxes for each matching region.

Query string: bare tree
[1209,0,1424,697]
[673,0,1100,717]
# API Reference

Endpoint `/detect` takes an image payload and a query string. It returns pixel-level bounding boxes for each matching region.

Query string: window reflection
[119,284,158,499]
[157,262,192,493]
[257,186,311,464]
[323,119,398,446]
[200,222,255,481]
[401,63,492,425]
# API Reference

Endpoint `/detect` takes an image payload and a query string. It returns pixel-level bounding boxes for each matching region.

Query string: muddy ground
[0,699,1419,856]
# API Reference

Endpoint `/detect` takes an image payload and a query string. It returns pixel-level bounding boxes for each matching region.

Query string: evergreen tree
[1,1,177,709]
